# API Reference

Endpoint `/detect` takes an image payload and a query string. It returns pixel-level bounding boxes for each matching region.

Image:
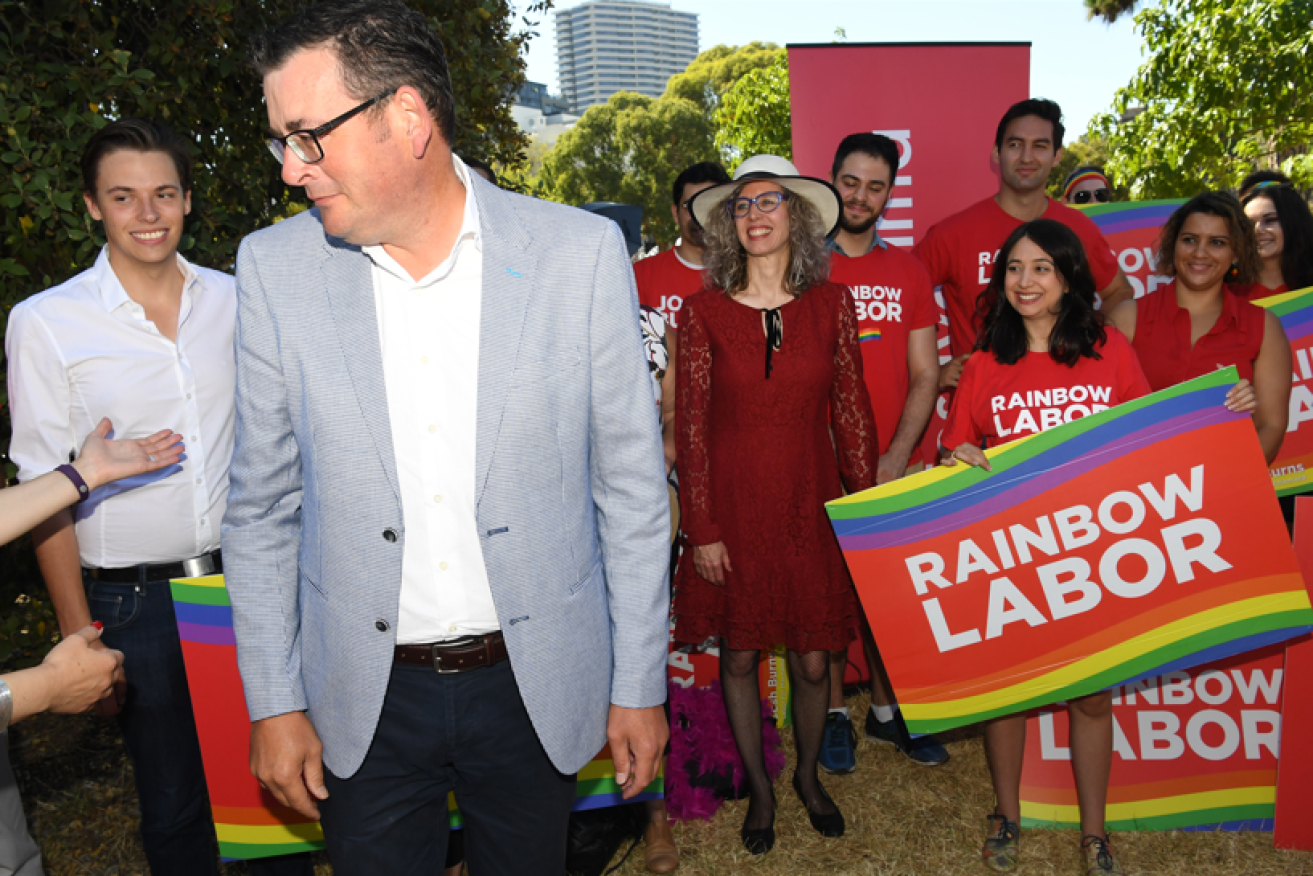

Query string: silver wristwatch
[0,679,12,730]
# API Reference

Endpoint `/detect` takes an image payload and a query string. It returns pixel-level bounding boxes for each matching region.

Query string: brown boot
[644,816,679,873]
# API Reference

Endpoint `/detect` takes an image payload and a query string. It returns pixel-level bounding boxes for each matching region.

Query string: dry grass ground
[10,690,1313,875]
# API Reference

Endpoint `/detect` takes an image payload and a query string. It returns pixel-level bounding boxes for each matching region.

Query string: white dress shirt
[6,246,236,567]
[367,157,499,644]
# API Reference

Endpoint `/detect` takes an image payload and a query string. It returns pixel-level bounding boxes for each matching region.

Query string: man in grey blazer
[221,2,670,872]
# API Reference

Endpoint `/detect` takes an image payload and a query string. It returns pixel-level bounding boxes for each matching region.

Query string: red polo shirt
[1131,282,1266,389]
[914,196,1121,359]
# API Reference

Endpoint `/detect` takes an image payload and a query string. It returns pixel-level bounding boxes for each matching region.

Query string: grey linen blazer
[221,176,671,778]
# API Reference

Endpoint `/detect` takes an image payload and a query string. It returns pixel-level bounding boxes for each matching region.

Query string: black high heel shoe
[792,771,845,838]
[740,787,776,855]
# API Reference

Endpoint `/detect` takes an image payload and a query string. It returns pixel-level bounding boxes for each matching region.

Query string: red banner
[1275,497,1313,849]
[788,42,1030,250]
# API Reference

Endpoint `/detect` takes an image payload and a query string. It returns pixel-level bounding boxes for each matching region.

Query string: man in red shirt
[821,133,950,772]
[632,161,730,331]
[914,98,1133,388]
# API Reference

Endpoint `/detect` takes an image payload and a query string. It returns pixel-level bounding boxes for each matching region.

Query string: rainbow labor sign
[1080,199,1186,300]
[171,575,661,860]
[1019,645,1285,831]
[826,368,1313,735]
[1254,286,1313,496]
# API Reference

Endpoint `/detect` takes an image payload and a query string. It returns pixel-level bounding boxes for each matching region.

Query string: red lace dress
[673,281,879,653]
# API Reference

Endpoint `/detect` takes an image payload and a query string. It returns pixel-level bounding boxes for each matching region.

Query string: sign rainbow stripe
[171,575,661,859]
[1080,198,1186,235]
[1254,286,1313,496]
[826,369,1313,734]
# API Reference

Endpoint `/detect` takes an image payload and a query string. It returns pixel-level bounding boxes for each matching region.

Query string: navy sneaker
[818,711,857,774]
[865,708,950,766]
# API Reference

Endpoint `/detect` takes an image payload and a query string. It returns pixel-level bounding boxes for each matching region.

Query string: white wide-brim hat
[688,154,842,237]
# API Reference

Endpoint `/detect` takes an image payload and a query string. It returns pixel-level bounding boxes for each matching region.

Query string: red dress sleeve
[676,295,721,545]
[940,354,985,452]
[828,284,880,493]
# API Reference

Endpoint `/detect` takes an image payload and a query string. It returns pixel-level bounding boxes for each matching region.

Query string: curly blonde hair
[702,183,832,297]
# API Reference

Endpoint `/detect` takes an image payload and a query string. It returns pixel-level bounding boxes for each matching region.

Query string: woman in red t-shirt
[1106,192,1291,464]
[941,220,1147,876]
[1237,182,1313,301]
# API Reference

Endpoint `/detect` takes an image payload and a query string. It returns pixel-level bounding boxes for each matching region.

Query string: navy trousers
[319,658,576,876]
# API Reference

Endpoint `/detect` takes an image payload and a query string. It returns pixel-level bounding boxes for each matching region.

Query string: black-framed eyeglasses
[266,91,392,165]
[1071,188,1111,205]
[727,190,788,218]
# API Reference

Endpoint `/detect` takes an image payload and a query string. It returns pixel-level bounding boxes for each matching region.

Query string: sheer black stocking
[720,645,774,831]
[787,647,838,815]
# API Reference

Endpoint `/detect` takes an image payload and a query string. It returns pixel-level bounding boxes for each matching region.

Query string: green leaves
[713,51,791,172]
[1095,0,1313,199]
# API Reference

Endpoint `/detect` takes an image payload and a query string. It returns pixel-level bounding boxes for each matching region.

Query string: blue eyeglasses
[727,190,789,218]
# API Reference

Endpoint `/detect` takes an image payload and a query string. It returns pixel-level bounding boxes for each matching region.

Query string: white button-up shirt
[6,247,236,567]
[367,157,498,644]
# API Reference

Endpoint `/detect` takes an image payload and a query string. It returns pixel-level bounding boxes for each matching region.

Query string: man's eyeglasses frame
[266,90,393,165]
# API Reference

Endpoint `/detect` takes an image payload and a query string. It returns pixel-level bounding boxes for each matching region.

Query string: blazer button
[375,619,389,632]
[382,528,398,543]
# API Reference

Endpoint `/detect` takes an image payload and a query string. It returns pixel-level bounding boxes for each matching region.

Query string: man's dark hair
[248,0,457,145]
[463,156,497,187]
[830,133,900,182]
[671,161,729,206]
[994,98,1065,152]
[82,117,193,196]
[1242,184,1313,291]
[1238,170,1293,200]
[1155,191,1261,287]
[977,218,1105,366]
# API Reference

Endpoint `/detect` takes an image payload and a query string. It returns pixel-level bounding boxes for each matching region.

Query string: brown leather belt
[394,631,507,673]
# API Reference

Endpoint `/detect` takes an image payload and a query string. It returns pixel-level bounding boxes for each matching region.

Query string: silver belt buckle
[430,637,478,674]
[181,553,216,578]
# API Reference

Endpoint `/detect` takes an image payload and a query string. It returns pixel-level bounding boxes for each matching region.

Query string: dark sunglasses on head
[1071,188,1111,205]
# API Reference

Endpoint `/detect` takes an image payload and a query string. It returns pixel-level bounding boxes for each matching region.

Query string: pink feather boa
[666,680,786,822]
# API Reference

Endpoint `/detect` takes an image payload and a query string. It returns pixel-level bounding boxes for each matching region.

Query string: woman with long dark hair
[1237,182,1313,300]
[674,155,878,855]
[941,219,1149,876]
[1106,191,1291,464]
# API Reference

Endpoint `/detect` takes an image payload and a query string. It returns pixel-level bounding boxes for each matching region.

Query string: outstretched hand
[72,418,184,491]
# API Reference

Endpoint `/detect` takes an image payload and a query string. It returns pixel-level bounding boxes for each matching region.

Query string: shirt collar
[92,245,203,314]
[672,247,704,271]
[827,231,887,257]
[364,154,481,284]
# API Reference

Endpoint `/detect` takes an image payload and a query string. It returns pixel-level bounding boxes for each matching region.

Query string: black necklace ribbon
[762,306,783,379]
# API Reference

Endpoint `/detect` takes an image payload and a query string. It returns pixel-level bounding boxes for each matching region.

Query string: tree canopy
[538,92,716,247]
[714,52,792,171]
[1094,0,1313,199]
[662,42,782,115]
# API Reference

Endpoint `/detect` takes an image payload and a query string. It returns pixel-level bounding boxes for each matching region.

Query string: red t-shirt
[941,328,1150,450]
[914,196,1121,359]
[828,246,938,455]
[1233,282,1288,302]
[1131,282,1267,389]
[632,247,706,330]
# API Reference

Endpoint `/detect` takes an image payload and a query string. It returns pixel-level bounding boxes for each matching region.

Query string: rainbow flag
[1254,286,1313,496]
[826,368,1313,735]
[859,329,882,342]
[171,575,661,859]
[1080,198,1186,235]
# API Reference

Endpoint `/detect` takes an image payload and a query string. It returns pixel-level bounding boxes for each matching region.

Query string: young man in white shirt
[5,118,310,876]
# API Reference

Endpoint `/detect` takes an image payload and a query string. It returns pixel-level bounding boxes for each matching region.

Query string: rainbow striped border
[826,369,1313,733]
[1079,198,1187,234]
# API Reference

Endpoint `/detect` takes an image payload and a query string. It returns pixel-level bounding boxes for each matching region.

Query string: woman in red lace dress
[676,156,878,855]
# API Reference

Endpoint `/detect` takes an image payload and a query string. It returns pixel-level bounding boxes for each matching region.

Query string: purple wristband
[55,464,91,503]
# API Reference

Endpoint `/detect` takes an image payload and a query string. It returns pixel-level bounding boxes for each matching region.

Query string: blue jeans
[84,571,312,876]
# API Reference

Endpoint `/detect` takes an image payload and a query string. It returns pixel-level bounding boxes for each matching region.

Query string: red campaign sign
[668,639,792,726]
[1080,200,1187,300]
[1019,646,1285,830]
[1275,497,1313,849]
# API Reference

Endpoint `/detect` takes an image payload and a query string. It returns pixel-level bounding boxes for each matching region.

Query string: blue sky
[516,0,1150,137]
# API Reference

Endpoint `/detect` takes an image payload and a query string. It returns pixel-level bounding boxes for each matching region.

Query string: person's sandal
[643,815,679,872]
[1082,834,1126,875]
[982,811,1019,872]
